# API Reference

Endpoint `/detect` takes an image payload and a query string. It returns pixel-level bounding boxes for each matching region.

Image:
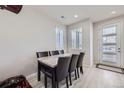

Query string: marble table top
[37,53,72,68]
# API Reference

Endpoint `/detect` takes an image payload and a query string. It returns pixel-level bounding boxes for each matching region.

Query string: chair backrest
[77,52,85,67]
[56,57,71,82]
[59,50,64,54]
[50,50,59,56]
[69,54,79,72]
[36,51,49,58]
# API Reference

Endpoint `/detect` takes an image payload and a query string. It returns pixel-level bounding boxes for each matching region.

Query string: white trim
[26,73,37,80]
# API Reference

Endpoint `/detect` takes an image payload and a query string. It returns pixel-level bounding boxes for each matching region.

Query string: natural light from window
[56,27,64,50]
[71,28,82,49]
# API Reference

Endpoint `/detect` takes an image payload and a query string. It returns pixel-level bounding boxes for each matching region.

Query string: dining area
[36,50,85,88]
[1,5,124,89]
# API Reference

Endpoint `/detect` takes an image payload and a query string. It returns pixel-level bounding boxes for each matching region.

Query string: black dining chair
[36,51,49,81]
[50,50,59,56]
[44,57,71,88]
[59,50,64,54]
[68,54,79,85]
[36,51,49,58]
[77,52,85,78]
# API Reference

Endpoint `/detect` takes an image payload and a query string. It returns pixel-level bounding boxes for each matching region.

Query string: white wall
[67,19,93,66]
[0,6,66,80]
[93,16,124,68]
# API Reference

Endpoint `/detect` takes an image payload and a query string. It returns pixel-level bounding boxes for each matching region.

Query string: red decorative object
[0,75,32,88]
[0,5,22,14]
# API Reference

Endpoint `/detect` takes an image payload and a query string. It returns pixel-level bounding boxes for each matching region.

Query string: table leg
[38,62,41,81]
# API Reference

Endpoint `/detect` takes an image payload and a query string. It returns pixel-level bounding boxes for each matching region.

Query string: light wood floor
[27,66,124,88]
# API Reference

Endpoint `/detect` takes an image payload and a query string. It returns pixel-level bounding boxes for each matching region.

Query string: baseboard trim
[26,72,37,80]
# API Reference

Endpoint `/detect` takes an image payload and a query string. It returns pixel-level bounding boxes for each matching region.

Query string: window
[102,25,117,62]
[56,27,64,49]
[71,28,82,49]
[103,26,116,35]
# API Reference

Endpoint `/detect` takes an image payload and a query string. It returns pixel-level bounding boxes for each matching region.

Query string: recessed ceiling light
[60,16,65,19]
[111,11,116,14]
[74,14,78,18]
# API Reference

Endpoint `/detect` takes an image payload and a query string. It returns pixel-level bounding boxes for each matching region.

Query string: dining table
[37,53,72,87]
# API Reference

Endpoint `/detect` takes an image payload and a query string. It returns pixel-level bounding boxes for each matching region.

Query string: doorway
[99,22,121,68]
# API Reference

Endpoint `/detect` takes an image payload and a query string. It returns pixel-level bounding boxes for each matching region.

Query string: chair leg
[80,66,83,74]
[66,76,69,88]
[56,81,59,88]
[75,70,77,80]
[52,74,56,88]
[44,75,47,88]
[38,62,41,81]
[69,73,72,85]
[77,68,80,78]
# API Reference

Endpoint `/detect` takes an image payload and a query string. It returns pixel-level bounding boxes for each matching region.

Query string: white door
[100,22,121,67]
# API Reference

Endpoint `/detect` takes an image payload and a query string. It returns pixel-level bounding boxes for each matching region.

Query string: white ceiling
[35,5,124,25]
